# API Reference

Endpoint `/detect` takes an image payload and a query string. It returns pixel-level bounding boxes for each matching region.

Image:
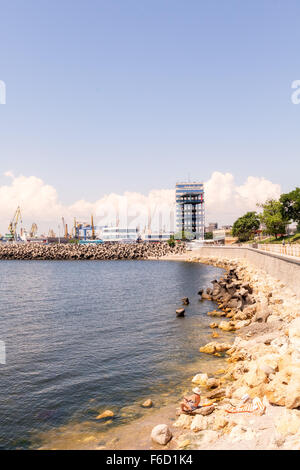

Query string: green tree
[174,230,194,241]
[259,199,288,238]
[232,212,260,242]
[167,235,176,247]
[280,188,300,225]
[204,231,213,240]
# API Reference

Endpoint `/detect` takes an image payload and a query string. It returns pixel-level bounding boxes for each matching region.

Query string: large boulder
[254,304,271,323]
[242,283,253,294]
[243,365,268,388]
[173,414,192,429]
[288,318,300,349]
[218,321,236,332]
[199,343,217,354]
[207,310,226,317]
[229,424,258,443]
[212,413,229,431]
[199,342,232,355]
[234,311,249,321]
[206,387,226,399]
[257,353,279,375]
[226,298,240,309]
[190,414,207,432]
[141,399,153,408]
[176,308,185,317]
[220,293,234,306]
[241,304,257,318]
[201,292,212,300]
[235,319,251,329]
[206,378,220,389]
[192,373,208,386]
[196,405,215,416]
[285,368,300,409]
[265,369,289,406]
[96,410,114,420]
[276,409,300,437]
[151,424,172,445]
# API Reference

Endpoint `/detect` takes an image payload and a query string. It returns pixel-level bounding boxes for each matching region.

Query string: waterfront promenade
[256,243,300,259]
[182,245,300,297]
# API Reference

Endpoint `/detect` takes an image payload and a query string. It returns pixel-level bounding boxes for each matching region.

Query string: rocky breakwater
[199,266,256,334]
[0,241,185,261]
[169,256,300,450]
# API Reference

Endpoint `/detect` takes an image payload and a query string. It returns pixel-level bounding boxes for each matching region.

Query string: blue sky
[0,0,299,213]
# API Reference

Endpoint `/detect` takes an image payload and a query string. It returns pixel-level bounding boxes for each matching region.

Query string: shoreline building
[175,182,205,240]
[101,226,139,242]
[143,232,173,242]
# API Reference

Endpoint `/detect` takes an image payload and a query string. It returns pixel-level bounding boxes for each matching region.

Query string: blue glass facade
[176,182,205,240]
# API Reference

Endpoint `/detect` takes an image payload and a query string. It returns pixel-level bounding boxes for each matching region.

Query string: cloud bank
[0,171,281,235]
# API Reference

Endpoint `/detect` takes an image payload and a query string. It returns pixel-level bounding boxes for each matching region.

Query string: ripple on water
[0,260,231,449]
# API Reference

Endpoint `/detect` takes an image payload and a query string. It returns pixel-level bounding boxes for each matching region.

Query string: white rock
[270,336,289,354]
[291,350,300,365]
[192,373,208,386]
[190,415,207,432]
[151,424,172,445]
[276,409,300,436]
[285,372,300,409]
[229,424,258,442]
[235,320,251,329]
[289,318,300,349]
[173,414,192,429]
[231,385,250,399]
[267,315,278,323]
[196,430,219,446]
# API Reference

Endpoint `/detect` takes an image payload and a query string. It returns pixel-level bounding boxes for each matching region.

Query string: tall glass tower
[176,182,205,240]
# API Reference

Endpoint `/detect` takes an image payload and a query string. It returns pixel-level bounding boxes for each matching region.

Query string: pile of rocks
[170,255,300,449]
[0,241,185,261]
[197,261,277,335]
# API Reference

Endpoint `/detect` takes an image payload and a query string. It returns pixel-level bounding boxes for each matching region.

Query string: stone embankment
[159,255,300,450]
[0,242,185,261]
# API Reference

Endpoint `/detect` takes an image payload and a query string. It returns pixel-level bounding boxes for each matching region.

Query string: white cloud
[205,172,281,223]
[0,171,281,235]
[0,173,64,230]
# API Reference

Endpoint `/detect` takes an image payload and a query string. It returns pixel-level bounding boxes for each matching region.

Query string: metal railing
[257,243,300,258]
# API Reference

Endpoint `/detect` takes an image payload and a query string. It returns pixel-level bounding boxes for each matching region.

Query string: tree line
[232,188,300,242]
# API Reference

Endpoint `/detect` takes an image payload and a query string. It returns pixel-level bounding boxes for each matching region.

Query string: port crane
[7,206,22,241]
[29,223,38,238]
[74,215,96,240]
[61,217,69,239]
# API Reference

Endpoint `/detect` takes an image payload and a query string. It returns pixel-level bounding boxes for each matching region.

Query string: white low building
[143,233,173,242]
[101,227,139,242]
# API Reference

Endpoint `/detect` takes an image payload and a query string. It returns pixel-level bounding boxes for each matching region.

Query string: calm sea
[0,259,228,449]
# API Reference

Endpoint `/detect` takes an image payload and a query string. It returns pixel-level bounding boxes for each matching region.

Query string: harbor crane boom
[8,206,22,241]
[29,223,38,238]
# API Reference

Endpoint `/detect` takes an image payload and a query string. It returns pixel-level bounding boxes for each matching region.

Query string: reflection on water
[0,260,232,449]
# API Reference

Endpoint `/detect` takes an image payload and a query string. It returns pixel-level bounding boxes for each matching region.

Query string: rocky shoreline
[151,254,300,450]
[0,241,185,261]
[6,246,300,449]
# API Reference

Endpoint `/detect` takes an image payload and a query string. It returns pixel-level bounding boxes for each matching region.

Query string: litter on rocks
[225,396,266,415]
